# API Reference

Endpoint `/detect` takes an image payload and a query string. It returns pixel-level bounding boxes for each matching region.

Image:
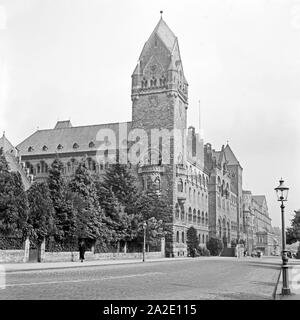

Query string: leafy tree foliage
[186,226,199,256]
[287,210,300,244]
[69,160,107,242]
[207,236,224,256]
[48,158,76,242]
[27,181,55,243]
[98,163,138,216]
[0,154,29,237]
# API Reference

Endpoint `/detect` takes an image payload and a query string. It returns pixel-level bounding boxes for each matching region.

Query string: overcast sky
[0,0,299,227]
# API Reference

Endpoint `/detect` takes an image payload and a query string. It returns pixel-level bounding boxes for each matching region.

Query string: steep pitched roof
[17,121,133,156]
[252,195,266,206]
[152,18,177,52]
[4,152,31,191]
[0,133,15,154]
[0,134,31,190]
[224,144,241,166]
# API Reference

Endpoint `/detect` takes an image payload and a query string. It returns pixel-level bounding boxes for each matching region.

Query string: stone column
[23,237,30,263]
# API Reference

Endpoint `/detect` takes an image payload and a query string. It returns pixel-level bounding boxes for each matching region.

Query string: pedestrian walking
[79,240,86,262]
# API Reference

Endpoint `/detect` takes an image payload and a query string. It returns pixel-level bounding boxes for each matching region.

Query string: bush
[207,237,223,256]
[197,246,210,256]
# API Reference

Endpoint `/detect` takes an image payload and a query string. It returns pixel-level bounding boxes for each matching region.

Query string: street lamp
[142,222,147,262]
[274,178,291,295]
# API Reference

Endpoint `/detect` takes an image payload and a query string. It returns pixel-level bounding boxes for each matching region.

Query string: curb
[4,256,198,273]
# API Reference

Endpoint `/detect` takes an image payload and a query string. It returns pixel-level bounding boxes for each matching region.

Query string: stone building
[204,143,242,248]
[242,192,279,255]
[16,17,209,257]
[0,133,31,190]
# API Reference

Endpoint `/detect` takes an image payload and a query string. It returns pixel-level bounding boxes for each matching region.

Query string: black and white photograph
[0,0,300,311]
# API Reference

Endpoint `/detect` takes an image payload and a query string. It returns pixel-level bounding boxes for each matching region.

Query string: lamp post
[142,222,147,262]
[274,178,291,295]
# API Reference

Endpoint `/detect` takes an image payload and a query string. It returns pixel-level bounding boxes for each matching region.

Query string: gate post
[23,237,30,263]
[161,237,165,257]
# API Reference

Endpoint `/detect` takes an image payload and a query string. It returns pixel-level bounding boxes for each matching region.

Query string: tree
[0,154,29,238]
[27,181,55,243]
[287,210,300,244]
[96,162,140,245]
[98,187,134,246]
[48,158,76,242]
[207,237,224,256]
[133,186,172,248]
[69,160,107,243]
[186,226,199,257]
[98,162,138,216]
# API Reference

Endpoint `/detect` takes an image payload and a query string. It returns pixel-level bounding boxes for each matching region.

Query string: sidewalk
[2,256,199,273]
[274,263,300,300]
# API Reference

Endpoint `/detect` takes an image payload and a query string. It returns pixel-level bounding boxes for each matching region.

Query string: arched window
[202,211,205,225]
[205,212,208,225]
[89,141,95,148]
[193,209,196,224]
[42,145,48,151]
[175,203,180,219]
[37,164,40,174]
[202,234,205,244]
[193,189,196,204]
[177,178,183,192]
[218,220,222,238]
[206,235,209,244]
[197,210,201,225]
[28,146,34,152]
[180,206,185,221]
[202,174,205,188]
[182,231,185,243]
[73,143,79,149]
[189,188,191,201]
[198,234,201,243]
[57,144,63,150]
[198,191,200,205]
[176,231,180,243]
[188,208,192,223]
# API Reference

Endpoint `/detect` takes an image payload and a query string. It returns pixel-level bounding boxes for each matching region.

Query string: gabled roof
[224,144,241,167]
[0,133,15,154]
[252,195,266,206]
[17,121,133,156]
[0,133,31,190]
[4,152,31,191]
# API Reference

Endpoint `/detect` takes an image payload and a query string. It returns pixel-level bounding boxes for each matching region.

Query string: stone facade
[12,16,276,258]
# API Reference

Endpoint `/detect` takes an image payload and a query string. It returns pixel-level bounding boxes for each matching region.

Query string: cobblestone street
[0,257,281,300]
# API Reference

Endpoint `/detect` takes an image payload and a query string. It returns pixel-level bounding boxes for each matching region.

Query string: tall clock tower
[131,16,189,256]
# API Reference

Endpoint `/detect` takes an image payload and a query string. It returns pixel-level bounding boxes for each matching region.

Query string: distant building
[0,133,31,190]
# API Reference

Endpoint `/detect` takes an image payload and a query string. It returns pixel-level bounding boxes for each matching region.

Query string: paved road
[0,257,281,300]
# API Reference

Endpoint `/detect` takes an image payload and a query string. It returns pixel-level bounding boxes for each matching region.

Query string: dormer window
[42,145,48,151]
[89,141,95,148]
[28,146,34,152]
[57,144,63,150]
[73,143,79,149]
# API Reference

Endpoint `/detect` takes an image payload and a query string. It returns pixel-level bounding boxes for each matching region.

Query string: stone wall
[44,251,163,262]
[0,250,25,263]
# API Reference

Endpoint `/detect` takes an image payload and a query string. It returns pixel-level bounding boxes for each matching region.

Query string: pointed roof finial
[2,131,5,137]
[160,10,163,19]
